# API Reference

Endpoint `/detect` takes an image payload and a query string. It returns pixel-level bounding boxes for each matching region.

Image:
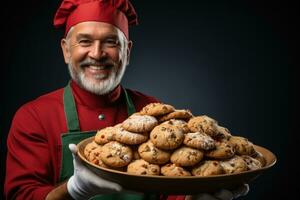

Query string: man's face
[61,21,132,95]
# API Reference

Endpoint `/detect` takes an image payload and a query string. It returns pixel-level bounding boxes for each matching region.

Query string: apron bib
[59,83,158,200]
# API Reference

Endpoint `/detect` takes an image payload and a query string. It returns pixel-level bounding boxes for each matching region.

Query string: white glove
[67,144,122,200]
[190,184,249,200]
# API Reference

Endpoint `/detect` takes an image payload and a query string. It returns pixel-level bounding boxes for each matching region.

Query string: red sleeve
[4,103,55,200]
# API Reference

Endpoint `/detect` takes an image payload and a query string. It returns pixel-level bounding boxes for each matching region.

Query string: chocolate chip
[145,145,151,152]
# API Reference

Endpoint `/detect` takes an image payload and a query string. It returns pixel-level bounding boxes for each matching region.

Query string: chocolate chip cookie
[122,114,158,133]
[127,159,160,175]
[188,115,219,138]
[183,132,215,150]
[192,160,225,176]
[100,141,133,168]
[140,103,175,116]
[170,146,204,167]
[150,123,184,150]
[138,140,171,164]
[161,163,191,176]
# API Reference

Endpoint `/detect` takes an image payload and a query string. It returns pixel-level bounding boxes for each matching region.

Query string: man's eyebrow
[76,33,93,40]
[76,33,118,40]
[76,33,119,40]
[105,34,118,39]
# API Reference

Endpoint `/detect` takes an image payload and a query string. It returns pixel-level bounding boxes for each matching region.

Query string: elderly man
[4,0,248,200]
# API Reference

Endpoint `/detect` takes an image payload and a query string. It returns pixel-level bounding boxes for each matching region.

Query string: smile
[84,65,112,79]
[89,65,107,70]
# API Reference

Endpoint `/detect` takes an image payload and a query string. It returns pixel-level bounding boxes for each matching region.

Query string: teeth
[90,65,106,70]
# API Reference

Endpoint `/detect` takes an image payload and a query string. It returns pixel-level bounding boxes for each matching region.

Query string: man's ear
[126,40,133,65]
[61,38,71,64]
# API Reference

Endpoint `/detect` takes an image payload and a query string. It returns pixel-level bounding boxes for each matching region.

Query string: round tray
[77,137,277,194]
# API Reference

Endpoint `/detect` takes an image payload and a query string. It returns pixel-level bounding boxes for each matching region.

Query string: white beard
[68,62,127,95]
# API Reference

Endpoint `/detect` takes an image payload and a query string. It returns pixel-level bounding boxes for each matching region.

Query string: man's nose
[88,41,106,60]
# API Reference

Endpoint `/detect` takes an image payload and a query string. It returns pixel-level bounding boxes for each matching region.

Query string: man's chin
[79,77,118,95]
[87,77,109,85]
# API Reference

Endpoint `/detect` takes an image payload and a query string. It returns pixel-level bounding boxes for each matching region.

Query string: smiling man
[4,0,249,200]
[62,21,132,96]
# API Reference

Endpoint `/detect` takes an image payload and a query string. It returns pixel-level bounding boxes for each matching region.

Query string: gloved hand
[188,184,249,200]
[67,144,122,200]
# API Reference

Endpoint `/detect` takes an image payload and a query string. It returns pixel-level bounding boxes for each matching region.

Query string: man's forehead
[72,21,120,34]
[67,21,129,42]
[66,21,127,41]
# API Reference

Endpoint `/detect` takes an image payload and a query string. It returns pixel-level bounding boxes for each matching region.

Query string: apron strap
[123,87,136,116]
[63,82,80,132]
[63,82,136,133]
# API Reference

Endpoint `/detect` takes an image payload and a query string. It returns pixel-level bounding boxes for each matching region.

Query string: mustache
[79,58,116,68]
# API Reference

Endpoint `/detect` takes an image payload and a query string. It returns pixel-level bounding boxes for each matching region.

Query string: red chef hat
[53,0,138,39]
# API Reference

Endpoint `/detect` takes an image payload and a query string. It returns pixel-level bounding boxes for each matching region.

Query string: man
[4,0,249,199]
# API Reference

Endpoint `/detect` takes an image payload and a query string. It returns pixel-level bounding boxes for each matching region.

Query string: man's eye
[104,39,119,47]
[79,40,92,46]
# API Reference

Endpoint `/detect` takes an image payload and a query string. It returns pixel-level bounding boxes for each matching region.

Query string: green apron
[59,83,158,200]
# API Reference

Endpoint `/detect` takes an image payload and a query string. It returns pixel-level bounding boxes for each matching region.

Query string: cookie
[100,141,133,168]
[140,103,175,116]
[220,156,248,174]
[241,155,262,170]
[215,125,232,141]
[158,109,193,122]
[150,123,184,150]
[187,115,219,138]
[114,126,148,145]
[251,150,266,167]
[127,159,160,175]
[161,163,191,176]
[138,141,171,164]
[161,119,190,133]
[205,142,235,159]
[84,141,102,163]
[122,114,158,133]
[192,160,225,176]
[94,126,116,145]
[84,141,108,168]
[183,132,215,150]
[228,136,255,156]
[170,146,204,167]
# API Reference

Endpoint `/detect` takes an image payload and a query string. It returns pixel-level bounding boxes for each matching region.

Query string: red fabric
[160,195,186,200]
[4,81,160,199]
[53,0,138,38]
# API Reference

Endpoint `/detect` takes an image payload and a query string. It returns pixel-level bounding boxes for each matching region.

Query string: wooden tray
[77,137,277,194]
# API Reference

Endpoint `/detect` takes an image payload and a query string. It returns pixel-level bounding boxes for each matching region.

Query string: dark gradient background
[1,0,296,199]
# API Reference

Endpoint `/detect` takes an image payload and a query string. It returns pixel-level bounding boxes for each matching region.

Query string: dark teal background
[1,0,296,199]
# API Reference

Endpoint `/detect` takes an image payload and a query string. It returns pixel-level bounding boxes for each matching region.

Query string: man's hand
[67,144,122,200]
[187,184,249,200]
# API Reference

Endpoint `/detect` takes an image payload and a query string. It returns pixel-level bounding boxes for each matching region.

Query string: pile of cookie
[84,103,266,177]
